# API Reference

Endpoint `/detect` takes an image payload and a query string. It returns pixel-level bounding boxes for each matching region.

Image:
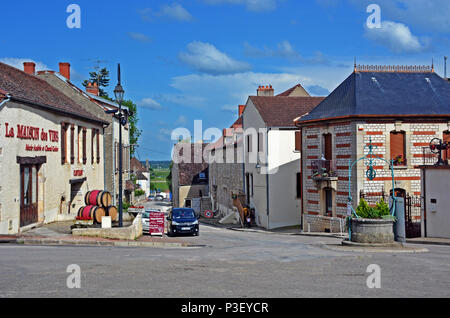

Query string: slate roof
[0,62,106,124]
[249,96,325,127]
[296,70,450,123]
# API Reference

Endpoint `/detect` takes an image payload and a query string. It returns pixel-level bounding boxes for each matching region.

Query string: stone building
[242,84,324,229]
[295,65,450,234]
[0,62,108,234]
[172,142,210,214]
[207,108,244,218]
[34,62,132,206]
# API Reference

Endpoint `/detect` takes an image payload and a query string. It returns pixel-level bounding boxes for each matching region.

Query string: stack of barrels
[77,190,118,224]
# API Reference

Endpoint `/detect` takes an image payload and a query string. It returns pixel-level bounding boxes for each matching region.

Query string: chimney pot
[86,81,100,96]
[23,62,36,75]
[59,62,71,80]
[257,84,274,97]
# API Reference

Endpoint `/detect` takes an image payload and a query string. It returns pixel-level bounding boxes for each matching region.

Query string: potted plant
[350,198,395,244]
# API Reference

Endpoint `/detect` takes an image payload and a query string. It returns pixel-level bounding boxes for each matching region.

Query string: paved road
[1,221,449,298]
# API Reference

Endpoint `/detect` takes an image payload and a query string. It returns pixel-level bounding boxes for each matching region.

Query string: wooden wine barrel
[105,206,118,222]
[77,206,106,224]
[84,190,112,208]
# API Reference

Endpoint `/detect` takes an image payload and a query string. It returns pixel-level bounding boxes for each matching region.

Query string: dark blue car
[167,208,199,236]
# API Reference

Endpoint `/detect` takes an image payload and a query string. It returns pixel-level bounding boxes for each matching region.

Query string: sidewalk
[0,220,191,248]
[405,237,450,246]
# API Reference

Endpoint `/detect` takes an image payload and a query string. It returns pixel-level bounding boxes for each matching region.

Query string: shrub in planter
[351,198,395,244]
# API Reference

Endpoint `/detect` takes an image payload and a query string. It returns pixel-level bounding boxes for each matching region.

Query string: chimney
[23,62,36,75]
[59,62,71,80]
[238,105,246,117]
[86,82,100,96]
[257,85,274,97]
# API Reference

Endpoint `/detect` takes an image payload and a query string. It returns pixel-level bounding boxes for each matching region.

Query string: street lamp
[114,64,125,227]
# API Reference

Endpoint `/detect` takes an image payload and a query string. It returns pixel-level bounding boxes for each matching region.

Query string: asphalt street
[0,217,449,297]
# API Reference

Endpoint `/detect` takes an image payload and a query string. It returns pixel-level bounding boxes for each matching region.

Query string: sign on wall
[4,122,59,153]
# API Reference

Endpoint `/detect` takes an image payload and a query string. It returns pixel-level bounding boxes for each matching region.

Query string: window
[70,125,75,164]
[296,173,301,199]
[444,131,450,161]
[323,133,332,160]
[91,129,95,165]
[82,127,87,165]
[61,123,68,164]
[250,173,254,197]
[96,129,100,164]
[258,132,264,153]
[390,131,406,166]
[247,135,252,153]
[295,131,302,152]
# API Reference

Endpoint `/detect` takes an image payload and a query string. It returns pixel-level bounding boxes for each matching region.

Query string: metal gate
[360,190,422,238]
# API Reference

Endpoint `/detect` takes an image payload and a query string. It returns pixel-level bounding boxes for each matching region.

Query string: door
[443,131,450,162]
[20,165,39,227]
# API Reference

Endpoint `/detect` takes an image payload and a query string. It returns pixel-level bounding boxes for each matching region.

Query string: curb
[318,242,429,254]
[229,227,347,239]
[13,238,192,248]
[405,240,450,247]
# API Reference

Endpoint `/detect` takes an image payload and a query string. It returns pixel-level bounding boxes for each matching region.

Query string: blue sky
[1,0,449,160]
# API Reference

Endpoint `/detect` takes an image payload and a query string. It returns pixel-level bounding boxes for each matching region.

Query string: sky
[0,0,449,160]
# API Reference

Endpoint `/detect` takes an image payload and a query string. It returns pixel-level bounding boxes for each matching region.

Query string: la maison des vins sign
[4,122,59,153]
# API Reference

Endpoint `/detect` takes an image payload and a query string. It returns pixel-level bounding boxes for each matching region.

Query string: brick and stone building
[295,64,450,233]
[0,62,108,234]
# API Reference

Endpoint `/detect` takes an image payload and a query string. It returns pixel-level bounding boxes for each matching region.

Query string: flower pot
[351,218,394,244]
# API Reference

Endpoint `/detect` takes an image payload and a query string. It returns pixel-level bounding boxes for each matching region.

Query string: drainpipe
[0,95,11,108]
[299,127,304,232]
[112,118,116,206]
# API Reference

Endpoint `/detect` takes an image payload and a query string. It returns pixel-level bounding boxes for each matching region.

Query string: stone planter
[351,218,394,244]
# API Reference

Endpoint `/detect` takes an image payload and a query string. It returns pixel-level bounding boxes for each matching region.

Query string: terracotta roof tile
[249,96,325,127]
[0,62,105,124]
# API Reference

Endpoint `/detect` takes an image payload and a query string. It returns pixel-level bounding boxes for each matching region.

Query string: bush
[356,198,390,219]
[135,189,145,197]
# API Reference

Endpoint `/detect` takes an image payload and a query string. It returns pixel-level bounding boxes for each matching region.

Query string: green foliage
[123,201,131,212]
[356,198,391,219]
[166,162,173,193]
[82,67,111,98]
[122,99,141,156]
[135,189,145,197]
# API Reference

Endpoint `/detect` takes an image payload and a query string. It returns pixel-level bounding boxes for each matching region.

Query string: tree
[122,99,141,156]
[82,68,110,98]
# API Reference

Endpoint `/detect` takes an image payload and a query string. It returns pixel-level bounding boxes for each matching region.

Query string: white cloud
[139,3,193,22]
[0,58,48,72]
[128,32,152,43]
[204,0,278,12]
[350,0,450,33]
[365,20,427,53]
[139,98,163,110]
[175,115,188,125]
[178,41,251,75]
[244,41,301,60]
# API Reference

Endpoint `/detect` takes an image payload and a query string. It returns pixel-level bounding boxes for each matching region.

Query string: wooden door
[443,131,450,161]
[20,165,39,227]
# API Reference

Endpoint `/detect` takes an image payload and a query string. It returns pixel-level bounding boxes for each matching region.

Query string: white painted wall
[0,100,104,234]
[422,168,450,239]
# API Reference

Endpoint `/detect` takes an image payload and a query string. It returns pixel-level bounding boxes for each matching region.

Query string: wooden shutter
[444,131,450,160]
[70,125,75,164]
[96,129,100,164]
[61,123,67,164]
[295,131,302,151]
[247,135,252,153]
[390,131,405,160]
[324,134,332,160]
[82,127,87,165]
[91,129,95,165]
[258,132,263,152]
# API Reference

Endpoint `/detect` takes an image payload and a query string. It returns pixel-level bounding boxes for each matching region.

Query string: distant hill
[140,160,171,170]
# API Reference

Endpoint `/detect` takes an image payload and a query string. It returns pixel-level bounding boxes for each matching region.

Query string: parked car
[142,212,151,234]
[155,195,164,201]
[167,208,199,237]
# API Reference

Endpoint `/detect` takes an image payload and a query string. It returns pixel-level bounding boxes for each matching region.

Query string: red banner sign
[148,212,165,236]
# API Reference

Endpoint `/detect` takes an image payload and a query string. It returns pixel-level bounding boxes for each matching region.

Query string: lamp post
[114,64,125,227]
